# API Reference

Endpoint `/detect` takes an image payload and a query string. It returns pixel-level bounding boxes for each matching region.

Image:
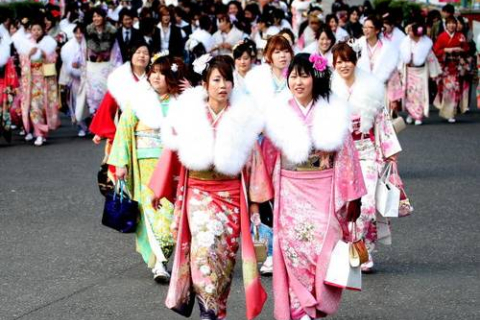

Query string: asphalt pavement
[1,109,479,320]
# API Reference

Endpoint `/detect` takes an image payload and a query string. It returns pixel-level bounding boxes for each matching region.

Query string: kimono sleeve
[89,91,119,140]
[334,136,367,211]
[107,107,136,169]
[375,107,402,160]
[245,142,274,204]
[5,59,19,88]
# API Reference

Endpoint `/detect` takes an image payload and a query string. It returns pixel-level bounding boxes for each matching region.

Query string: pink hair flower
[309,53,328,73]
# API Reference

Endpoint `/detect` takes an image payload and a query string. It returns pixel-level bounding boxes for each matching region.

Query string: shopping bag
[102,180,139,233]
[375,163,400,218]
[324,240,362,291]
[252,225,268,263]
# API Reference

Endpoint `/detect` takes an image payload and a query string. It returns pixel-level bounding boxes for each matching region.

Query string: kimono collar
[163,86,264,175]
[265,91,351,165]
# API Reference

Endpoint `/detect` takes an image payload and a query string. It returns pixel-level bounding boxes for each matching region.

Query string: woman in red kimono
[433,16,470,123]
[90,42,151,144]
[0,37,19,143]
[149,56,271,320]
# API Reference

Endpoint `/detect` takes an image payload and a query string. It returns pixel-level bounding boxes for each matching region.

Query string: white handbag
[375,163,400,218]
[324,240,362,291]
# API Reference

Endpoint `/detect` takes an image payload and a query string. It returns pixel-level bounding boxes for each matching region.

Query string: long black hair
[287,53,331,103]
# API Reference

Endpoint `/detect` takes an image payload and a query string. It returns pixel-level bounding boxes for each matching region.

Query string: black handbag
[102,180,139,233]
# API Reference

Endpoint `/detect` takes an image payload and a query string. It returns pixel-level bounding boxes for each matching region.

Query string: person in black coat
[151,5,184,58]
[116,8,143,62]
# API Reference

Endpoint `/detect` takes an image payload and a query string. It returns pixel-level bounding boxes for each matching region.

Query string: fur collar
[264,92,351,164]
[245,64,288,110]
[331,68,384,133]
[357,36,399,83]
[108,62,143,111]
[381,27,406,49]
[163,86,264,175]
[400,36,433,66]
[128,79,175,129]
[15,35,57,59]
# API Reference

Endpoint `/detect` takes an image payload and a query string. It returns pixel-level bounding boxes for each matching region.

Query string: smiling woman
[107,55,185,283]
[149,55,272,320]
[262,53,366,319]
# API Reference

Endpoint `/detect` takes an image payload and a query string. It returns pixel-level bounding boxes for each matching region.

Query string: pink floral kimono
[148,87,271,320]
[17,35,60,138]
[263,93,366,320]
[332,69,402,260]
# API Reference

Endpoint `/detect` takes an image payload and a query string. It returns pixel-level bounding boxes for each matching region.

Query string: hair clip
[171,63,178,73]
[192,54,212,75]
[347,38,362,54]
[151,50,169,64]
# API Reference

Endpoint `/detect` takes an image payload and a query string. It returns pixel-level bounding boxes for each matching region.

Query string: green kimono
[108,103,174,268]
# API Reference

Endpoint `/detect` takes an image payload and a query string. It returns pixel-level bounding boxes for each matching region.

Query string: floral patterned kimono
[433,31,470,119]
[17,35,60,138]
[0,46,19,143]
[332,69,402,260]
[263,93,366,320]
[399,35,442,121]
[108,81,175,268]
[148,87,271,320]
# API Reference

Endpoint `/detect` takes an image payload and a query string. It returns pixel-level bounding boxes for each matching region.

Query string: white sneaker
[153,262,170,283]
[34,136,44,146]
[448,118,456,123]
[19,129,26,136]
[11,124,17,130]
[414,120,422,126]
[260,256,273,275]
[25,133,33,141]
[78,129,86,137]
[406,116,413,124]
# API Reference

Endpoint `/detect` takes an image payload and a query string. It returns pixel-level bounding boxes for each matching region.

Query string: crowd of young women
[0,1,478,319]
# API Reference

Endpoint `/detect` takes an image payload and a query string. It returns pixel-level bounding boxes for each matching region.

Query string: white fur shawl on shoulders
[163,86,264,176]
[126,79,175,130]
[400,36,433,67]
[244,63,288,110]
[108,62,142,111]
[331,68,384,134]
[357,36,399,83]
[15,35,57,60]
[264,92,351,165]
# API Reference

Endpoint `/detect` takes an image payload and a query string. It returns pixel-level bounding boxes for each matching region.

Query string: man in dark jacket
[116,8,143,62]
[151,5,185,58]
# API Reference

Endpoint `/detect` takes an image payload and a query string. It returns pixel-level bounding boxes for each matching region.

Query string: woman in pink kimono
[264,53,366,320]
[149,56,271,320]
[331,43,402,272]
[17,20,60,146]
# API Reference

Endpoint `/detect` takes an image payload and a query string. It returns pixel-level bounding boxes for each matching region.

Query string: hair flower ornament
[151,50,169,64]
[171,63,178,73]
[347,38,361,54]
[192,54,212,75]
[309,53,328,77]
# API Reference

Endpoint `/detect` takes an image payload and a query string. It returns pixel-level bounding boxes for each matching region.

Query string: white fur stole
[163,86,264,175]
[331,68,384,134]
[357,36,399,83]
[15,35,57,60]
[127,79,174,130]
[108,62,142,111]
[400,36,433,67]
[264,92,351,165]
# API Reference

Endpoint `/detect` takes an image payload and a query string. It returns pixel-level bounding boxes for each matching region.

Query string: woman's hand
[92,134,102,144]
[346,198,362,222]
[179,78,192,91]
[29,47,38,57]
[116,166,127,181]
[250,203,261,226]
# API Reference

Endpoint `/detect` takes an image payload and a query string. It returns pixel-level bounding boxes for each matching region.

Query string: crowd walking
[0,0,479,319]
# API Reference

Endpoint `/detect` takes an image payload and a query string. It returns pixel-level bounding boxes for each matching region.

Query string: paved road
[1,110,479,320]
